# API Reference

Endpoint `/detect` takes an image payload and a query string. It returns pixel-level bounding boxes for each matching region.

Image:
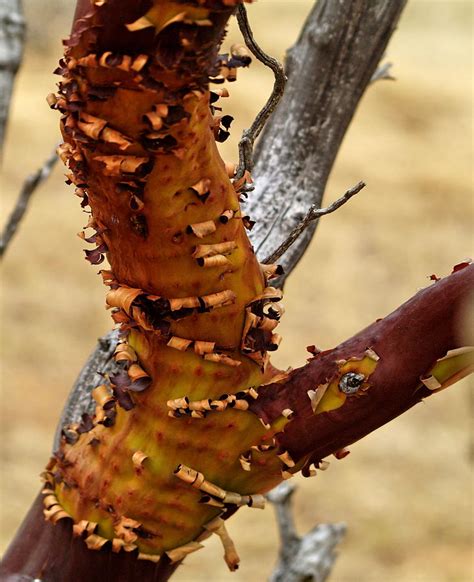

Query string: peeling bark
[250,264,474,466]
[2,1,472,581]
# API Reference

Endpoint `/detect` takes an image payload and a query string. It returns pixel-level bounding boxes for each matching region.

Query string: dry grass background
[1,1,473,580]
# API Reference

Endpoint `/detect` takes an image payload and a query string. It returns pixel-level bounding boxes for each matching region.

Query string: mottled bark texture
[2,1,473,582]
[0,0,25,151]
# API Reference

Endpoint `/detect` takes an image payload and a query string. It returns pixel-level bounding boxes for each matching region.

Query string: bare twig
[263,181,366,265]
[0,0,26,151]
[371,61,395,83]
[0,147,58,258]
[267,482,346,582]
[235,4,286,181]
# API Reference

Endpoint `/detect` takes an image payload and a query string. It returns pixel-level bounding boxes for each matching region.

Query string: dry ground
[1,1,473,581]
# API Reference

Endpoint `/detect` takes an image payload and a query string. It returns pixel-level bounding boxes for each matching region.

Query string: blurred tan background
[1,1,473,580]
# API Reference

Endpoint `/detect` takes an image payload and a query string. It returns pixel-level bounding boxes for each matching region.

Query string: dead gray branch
[0,0,25,151]
[249,0,407,283]
[267,482,346,582]
[0,147,58,258]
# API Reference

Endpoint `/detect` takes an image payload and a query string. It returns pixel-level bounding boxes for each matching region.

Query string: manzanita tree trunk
[2,1,473,581]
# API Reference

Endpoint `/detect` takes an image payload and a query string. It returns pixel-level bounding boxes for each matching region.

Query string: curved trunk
[2,1,472,581]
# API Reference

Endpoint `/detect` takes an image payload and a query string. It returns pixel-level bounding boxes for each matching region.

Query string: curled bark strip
[174,464,265,510]
[203,516,240,572]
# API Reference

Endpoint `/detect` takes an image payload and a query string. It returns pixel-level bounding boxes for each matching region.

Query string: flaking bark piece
[95,155,149,177]
[109,371,135,410]
[106,286,144,315]
[168,296,200,310]
[138,552,161,563]
[73,520,98,537]
[190,177,212,198]
[167,336,193,351]
[192,241,237,259]
[307,384,329,413]
[111,538,137,553]
[114,342,137,363]
[420,375,442,390]
[127,363,152,392]
[190,341,212,357]
[261,263,284,281]
[249,287,283,305]
[84,242,108,265]
[126,4,211,35]
[77,112,107,140]
[186,220,217,238]
[101,127,133,150]
[114,516,141,544]
[132,450,148,470]
[92,384,115,410]
[278,450,296,468]
[204,353,241,367]
[230,43,252,66]
[197,255,232,268]
[201,289,236,308]
[143,104,169,131]
[232,170,252,194]
[44,505,72,523]
[84,534,109,550]
[219,209,235,224]
[166,541,204,563]
[239,453,251,471]
[203,517,240,572]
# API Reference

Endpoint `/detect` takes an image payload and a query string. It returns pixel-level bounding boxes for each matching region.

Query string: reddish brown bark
[250,263,474,467]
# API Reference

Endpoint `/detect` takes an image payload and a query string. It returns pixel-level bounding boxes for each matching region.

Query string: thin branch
[0,147,58,258]
[235,4,286,181]
[263,181,366,265]
[268,482,346,582]
[370,61,395,83]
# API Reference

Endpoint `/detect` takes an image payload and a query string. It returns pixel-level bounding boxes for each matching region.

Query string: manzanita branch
[262,180,365,265]
[250,263,474,466]
[0,147,58,258]
[5,2,472,582]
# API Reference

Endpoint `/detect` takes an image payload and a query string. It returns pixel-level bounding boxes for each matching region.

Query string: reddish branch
[3,266,472,582]
[251,263,474,466]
